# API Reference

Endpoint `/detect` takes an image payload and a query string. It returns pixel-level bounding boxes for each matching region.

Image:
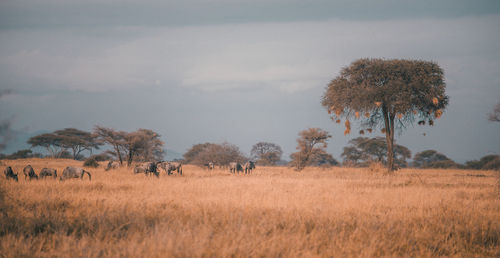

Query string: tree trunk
[382,106,395,172]
[114,145,123,165]
[127,148,133,167]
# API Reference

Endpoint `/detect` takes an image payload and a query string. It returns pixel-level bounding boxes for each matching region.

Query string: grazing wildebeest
[158,162,182,175]
[23,165,38,180]
[244,161,256,174]
[59,167,92,181]
[39,168,57,179]
[3,166,18,181]
[229,162,244,174]
[134,162,159,177]
[105,161,120,171]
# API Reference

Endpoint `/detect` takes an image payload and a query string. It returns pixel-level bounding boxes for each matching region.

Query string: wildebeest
[244,161,256,174]
[158,161,182,175]
[134,162,159,177]
[105,161,120,171]
[60,167,92,181]
[204,162,215,170]
[39,168,57,179]
[23,165,38,180]
[229,162,244,174]
[3,166,18,181]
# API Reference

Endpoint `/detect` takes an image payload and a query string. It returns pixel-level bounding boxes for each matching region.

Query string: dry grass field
[1,158,499,257]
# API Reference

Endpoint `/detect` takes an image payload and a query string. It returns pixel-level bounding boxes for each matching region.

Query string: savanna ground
[0,158,499,257]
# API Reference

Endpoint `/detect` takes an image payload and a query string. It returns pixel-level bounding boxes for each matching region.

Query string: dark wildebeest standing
[105,161,120,171]
[60,167,92,181]
[3,166,18,181]
[134,162,159,177]
[158,162,182,175]
[23,165,38,180]
[39,168,57,179]
[229,162,243,174]
[244,161,256,174]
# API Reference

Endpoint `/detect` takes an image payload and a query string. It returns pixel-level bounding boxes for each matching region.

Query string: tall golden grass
[1,158,499,257]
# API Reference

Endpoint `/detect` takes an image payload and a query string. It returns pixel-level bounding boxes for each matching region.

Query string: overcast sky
[1,0,499,162]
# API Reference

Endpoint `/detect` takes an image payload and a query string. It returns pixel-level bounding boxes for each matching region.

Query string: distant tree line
[2,126,164,166]
[1,125,498,171]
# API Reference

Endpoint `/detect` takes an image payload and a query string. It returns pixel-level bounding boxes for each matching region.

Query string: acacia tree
[251,142,283,165]
[28,133,65,158]
[55,128,101,159]
[341,137,411,167]
[183,143,217,164]
[290,128,331,171]
[124,129,164,166]
[322,58,448,171]
[413,150,451,168]
[94,126,127,164]
[184,142,246,166]
[28,128,101,159]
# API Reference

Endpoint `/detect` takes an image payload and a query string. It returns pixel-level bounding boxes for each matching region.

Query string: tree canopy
[28,128,101,159]
[322,58,448,171]
[94,126,164,165]
[413,150,452,168]
[183,142,247,167]
[290,128,331,171]
[251,142,283,166]
[341,137,411,167]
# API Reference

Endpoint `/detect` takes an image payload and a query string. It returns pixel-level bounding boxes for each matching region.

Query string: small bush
[89,153,112,162]
[83,156,99,168]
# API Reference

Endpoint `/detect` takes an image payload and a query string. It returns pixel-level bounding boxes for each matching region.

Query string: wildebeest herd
[3,160,257,182]
[3,165,91,182]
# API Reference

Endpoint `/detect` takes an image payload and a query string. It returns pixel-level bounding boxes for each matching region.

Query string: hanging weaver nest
[367,128,373,133]
[435,109,442,119]
[429,119,434,126]
[413,110,418,115]
[345,120,351,130]
[381,128,386,133]
[375,102,382,107]
[397,113,403,119]
[336,119,341,124]
[418,120,426,125]
[335,109,342,116]
[432,97,439,106]
[344,128,351,136]
[359,130,365,135]
[355,111,360,119]
[364,112,370,118]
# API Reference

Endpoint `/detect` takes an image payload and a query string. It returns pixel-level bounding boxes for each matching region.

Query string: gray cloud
[1,0,500,29]
[0,2,499,163]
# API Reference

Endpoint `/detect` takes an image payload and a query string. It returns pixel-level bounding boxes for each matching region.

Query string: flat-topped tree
[322,58,448,171]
